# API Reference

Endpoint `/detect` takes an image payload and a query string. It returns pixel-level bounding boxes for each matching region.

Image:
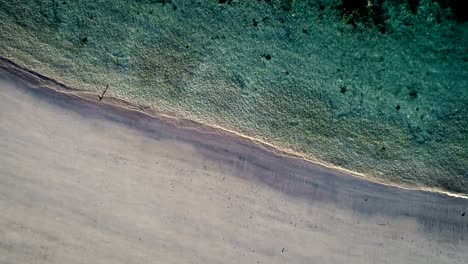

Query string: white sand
[0,74,467,263]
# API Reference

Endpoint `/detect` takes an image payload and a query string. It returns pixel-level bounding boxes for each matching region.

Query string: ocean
[0,0,467,193]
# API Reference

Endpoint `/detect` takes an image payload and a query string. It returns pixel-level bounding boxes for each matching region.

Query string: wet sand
[0,62,467,263]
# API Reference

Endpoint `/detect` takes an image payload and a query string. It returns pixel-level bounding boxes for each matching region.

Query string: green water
[0,0,467,192]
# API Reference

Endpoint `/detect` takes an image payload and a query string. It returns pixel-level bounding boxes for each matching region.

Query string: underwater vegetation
[0,0,467,192]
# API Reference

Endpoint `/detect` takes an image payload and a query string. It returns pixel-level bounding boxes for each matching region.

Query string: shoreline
[1,55,466,199]
[1,61,468,263]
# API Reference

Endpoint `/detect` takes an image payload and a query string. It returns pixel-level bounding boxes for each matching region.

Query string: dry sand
[0,63,467,264]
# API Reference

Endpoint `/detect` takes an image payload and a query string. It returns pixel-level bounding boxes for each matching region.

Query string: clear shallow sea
[0,0,467,192]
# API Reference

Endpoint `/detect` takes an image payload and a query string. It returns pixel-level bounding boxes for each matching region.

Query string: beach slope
[0,65,467,263]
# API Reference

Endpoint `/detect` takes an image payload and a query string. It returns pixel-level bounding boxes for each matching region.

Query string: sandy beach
[0,61,467,263]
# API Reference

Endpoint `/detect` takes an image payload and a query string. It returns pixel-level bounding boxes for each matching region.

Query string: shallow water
[0,0,467,192]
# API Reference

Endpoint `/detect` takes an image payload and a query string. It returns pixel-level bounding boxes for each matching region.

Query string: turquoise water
[0,0,467,192]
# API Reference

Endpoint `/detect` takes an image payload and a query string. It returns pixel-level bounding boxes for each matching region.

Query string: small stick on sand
[98,85,109,101]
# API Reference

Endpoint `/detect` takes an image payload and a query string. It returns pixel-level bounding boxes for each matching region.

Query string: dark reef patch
[340,85,347,94]
[434,0,468,22]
